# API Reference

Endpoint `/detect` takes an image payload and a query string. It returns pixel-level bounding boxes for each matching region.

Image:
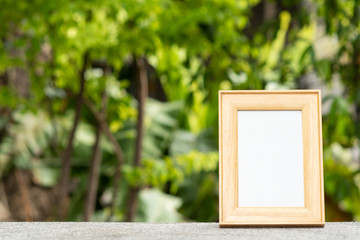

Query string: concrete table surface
[0,222,359,240]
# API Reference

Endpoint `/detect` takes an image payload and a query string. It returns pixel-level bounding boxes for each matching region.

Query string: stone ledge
[0,222,359,240]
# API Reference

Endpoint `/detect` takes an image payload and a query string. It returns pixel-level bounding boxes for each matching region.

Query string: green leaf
[136,188,182,222]
[32,163,60,187]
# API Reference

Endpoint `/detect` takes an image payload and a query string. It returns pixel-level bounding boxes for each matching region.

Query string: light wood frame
[218,90,324,227]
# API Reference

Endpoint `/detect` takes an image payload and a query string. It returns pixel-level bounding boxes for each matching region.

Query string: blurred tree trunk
[83,97,126,221]
[58,51,89,221]
[14,169,33,221]
[83,123,102,221]
[125,57,148,222]
[0,64,29,144]
[264,0,276,21]
[84,88,108,221]
[353,41,360,129]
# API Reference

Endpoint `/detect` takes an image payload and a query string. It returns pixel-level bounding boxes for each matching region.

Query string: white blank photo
[237,110,304,207]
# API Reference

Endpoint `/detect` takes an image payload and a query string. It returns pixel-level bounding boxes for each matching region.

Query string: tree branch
[83,119,102,221]
[82,97,125,221]
[84,89,108,221]
[125,57,148,222]
[353,43,360,125]
[58,51,89,221]
[84,124,102,222]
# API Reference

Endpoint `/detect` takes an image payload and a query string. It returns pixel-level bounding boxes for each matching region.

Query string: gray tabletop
[0,222,359,240]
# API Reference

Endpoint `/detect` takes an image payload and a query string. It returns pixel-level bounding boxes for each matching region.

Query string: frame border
[219,90,324,227]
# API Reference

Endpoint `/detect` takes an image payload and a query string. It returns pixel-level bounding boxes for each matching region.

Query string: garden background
[0,0,359,222]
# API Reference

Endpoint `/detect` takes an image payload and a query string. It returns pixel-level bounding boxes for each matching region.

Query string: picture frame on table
[218,90,325,227]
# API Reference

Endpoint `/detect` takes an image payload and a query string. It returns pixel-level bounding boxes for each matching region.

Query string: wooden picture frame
[218,90,324,227]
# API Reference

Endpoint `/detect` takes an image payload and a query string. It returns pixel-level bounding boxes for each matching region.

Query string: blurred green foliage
[0,0,359,222]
